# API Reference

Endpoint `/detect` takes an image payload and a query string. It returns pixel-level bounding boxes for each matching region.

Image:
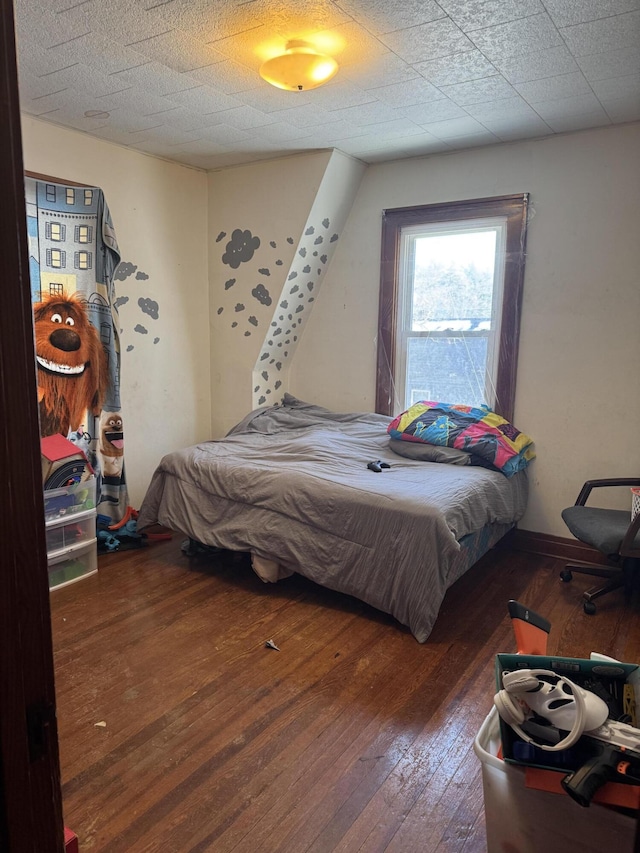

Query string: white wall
[21,115,211,507]
[293,123,640,537]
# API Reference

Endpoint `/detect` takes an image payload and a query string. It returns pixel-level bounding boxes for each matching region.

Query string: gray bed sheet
[137,395,528,642]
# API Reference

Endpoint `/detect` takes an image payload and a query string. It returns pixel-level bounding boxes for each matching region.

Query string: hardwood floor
[49,536,640,852]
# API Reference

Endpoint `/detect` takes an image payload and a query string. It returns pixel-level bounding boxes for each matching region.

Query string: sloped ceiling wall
[208,150,365,436]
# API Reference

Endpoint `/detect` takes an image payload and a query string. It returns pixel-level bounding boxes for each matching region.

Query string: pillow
[388,401,535,478]
[388,438,471,465]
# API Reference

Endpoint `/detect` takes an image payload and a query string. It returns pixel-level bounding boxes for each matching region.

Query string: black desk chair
[560,477,640,614]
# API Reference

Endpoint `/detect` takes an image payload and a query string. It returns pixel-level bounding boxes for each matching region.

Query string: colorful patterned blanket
[388,401,535,478]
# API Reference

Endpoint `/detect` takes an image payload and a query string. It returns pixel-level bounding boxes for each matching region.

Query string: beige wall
[294,123,640,537]
[208,151,333,437]
[21,114,640,538]
[21,115,211,507]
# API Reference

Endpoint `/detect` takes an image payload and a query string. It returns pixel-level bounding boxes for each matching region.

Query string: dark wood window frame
[376,193,529,423]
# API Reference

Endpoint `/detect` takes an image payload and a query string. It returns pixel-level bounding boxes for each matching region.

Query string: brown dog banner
[26,177,128,524]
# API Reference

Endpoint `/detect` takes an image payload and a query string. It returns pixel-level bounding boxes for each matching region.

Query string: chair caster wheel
[560,570,573,582]
[584,600,596,615]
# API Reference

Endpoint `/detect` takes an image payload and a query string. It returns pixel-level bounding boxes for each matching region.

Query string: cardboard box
[41,433,93,488]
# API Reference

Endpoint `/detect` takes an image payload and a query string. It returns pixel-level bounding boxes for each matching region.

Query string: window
[74,251,92,270]
[45,184,56,202]
[376,194,529,422]
[46,221,65,241]
[49,282,64,297]
[46,248,66,268]
[75,224,93,243]
[84,189,93,205]
[66,188,75,205]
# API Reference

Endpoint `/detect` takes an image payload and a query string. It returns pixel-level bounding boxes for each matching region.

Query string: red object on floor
[64,826,79,853]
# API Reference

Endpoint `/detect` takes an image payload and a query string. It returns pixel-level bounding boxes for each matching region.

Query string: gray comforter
[137,395,528,641]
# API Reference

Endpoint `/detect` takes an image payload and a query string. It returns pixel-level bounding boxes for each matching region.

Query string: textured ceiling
[14,0,640,171]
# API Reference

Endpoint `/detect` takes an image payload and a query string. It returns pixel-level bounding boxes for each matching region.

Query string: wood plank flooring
[49,536,640,852]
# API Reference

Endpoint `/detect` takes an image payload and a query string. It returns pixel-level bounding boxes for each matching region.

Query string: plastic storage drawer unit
[46,507,96,554]
[48,539,98,590]
[44,477,96,522]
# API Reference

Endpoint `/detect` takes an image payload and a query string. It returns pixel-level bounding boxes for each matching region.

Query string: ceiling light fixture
[259,40,338,92]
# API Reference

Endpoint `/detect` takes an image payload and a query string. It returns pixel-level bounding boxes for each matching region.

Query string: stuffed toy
[33,292,108,437]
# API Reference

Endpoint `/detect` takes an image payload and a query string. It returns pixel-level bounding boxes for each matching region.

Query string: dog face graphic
[34,292,108,436]
[100,412,124,459]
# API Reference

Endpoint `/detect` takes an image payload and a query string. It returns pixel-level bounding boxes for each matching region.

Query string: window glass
[395,222,505,411]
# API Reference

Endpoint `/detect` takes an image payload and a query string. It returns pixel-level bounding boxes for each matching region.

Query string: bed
[137,394,529,642]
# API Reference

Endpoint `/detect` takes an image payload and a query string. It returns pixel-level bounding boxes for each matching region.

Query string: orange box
[525,766,640,810]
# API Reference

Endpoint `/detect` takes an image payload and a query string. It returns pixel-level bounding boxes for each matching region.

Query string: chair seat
[561,506,636,557]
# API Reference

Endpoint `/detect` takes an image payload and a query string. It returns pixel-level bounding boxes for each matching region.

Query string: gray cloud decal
[114,296,129,309]
[115,261,137,281]
[134,324,148,334]
[135,271,149,280]
[222,229,260,268]
[252,284,272,306]
[138,297,159,320]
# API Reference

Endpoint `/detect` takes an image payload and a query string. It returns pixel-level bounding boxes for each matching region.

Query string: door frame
[0,0,65,849]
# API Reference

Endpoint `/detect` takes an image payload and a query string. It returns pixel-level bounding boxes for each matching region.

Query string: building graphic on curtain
[25,177,128,523]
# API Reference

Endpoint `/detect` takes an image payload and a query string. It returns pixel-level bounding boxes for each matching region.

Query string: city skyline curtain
[25,175,128,524]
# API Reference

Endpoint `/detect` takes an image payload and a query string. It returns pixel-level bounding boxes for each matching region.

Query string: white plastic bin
[44,476,96,522]
[48,539,98,590]
[473,707,637,852]
[45,506,96,554]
